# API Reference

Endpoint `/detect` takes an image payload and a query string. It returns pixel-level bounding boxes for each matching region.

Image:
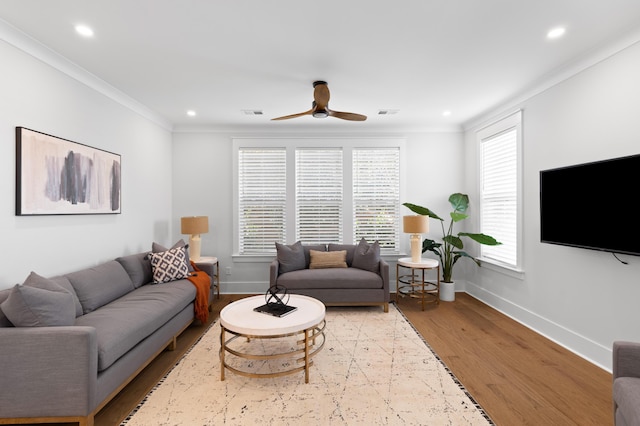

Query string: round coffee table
[219,294,326,383]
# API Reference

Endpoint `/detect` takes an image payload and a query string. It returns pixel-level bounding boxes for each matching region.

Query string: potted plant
[403,193,501,301]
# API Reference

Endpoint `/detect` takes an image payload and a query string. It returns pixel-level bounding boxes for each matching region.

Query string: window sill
[478,258,524,280]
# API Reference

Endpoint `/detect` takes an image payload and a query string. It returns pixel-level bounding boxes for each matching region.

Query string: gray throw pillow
[153,239,194,272]
[0,272,76,327]
[116,251,153,288]
[352,238,381,273]
[276,241,306,273]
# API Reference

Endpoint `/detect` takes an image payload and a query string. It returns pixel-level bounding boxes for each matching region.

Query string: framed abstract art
[16,127,121,215]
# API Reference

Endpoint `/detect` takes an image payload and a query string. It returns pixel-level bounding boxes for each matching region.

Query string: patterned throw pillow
[148,247,190,284]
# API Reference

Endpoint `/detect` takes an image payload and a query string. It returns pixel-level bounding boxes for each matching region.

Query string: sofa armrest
[269,259,280,287]
[0,326,98,418]
[613,341,640,380]
[379,259,390,301]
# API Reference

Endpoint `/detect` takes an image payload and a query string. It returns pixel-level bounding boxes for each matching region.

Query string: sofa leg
[167,336,177,351]
[383,303,389,313]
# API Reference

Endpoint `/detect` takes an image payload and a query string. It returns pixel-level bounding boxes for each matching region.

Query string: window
[237,148,287,254]
[296,149,343,244]
[234,138,404,256]
[353,148,400,251]
[478,111,522,270]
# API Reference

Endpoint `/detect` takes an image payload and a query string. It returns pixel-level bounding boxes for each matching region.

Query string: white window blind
[353,148,400,251]
[238,148,286,254]
[295,149,343,244]
[480,127,518,266]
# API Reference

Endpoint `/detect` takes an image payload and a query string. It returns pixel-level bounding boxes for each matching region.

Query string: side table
[194,256,220,301]
[396,257,440,311]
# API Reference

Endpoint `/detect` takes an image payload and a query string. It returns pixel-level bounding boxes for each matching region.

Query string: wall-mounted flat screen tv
[540,153,640,256]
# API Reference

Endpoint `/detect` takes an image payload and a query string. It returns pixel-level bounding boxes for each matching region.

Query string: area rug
[122,304,494,425]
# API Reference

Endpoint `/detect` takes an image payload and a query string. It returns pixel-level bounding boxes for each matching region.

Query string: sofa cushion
[148,247,190,284]
[48,275,83,317]
[116,252,152,288]
[67,260,135,314]
[276,241,306,273]
[328,243,356,266]
[352,238,380,273]
[75,280,196,371]
[153,239,194,272]
[277,267,383,290]
[309,250,348,269]
[614,377,640,426]
[1,272,76,327]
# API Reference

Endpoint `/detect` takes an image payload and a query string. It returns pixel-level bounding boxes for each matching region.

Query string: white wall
[464,41,640,371]
[0,39,174,289]
[171,130,464,293]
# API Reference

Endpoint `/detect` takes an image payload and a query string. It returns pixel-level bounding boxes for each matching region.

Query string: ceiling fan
[271,81,367,122]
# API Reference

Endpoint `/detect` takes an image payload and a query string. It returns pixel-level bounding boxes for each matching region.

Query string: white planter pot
[440,281,455,302]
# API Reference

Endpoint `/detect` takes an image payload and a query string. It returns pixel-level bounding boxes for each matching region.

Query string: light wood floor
[60,293,611,425]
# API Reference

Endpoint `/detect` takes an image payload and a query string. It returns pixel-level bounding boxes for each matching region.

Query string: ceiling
[1,1,640,132]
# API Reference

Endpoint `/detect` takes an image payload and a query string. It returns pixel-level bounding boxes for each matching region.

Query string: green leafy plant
[403,193,501,283]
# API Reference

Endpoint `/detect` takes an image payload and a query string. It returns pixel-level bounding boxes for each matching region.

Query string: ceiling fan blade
[271,109,313,121]
[328,110,367,121]
[313,82,330,108]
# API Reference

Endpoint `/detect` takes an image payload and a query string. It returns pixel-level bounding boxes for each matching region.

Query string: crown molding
[0,18,172,131]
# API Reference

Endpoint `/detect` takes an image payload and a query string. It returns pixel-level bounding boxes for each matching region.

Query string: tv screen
[540,154,640,256]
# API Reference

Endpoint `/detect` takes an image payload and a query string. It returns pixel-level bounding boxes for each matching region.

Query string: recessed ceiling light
[187,110,196,117]
[75,24,94,37]
[547,27,566,40]
[442,110,452,117]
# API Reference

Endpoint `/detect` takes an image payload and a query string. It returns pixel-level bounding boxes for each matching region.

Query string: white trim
[463,27,640,132]
[465,283,611,372]
[0,18,172,130]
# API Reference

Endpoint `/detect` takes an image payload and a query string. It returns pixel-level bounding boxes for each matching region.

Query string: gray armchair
[613,341,640,425]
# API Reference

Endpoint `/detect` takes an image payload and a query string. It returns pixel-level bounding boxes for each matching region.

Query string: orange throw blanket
[188,262,210,323]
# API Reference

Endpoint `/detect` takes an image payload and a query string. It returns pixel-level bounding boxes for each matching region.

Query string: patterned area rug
[122,304,494,425]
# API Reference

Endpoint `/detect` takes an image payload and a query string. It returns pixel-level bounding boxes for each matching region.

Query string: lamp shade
[403,215,429,234]
[181,216,209,235]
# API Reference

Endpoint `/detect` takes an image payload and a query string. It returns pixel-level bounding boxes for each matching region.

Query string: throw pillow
[352,238,381,273]
[275,241,306,273]
[0,272,76,327]
[153,239,194,272]
[309,250,348,269]
[148,247,190,284]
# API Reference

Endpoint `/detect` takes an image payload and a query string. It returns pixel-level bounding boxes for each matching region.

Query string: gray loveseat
[0,244,215,426]
[613,340,640,425]
[269,240,389,312]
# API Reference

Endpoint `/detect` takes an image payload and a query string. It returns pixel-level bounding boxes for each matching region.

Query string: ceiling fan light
[313,110,329,118]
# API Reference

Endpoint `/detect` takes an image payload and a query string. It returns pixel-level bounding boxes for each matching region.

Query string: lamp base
[189,235,202,262]
[410,234,422,263]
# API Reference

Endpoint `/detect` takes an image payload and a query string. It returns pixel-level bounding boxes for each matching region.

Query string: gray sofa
[0,246,215,426]
[613,341,640,425]
[269,240,389,312]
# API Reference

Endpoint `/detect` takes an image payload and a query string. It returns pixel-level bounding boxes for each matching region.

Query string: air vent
[242,110,263,115]
[378,109,399,115]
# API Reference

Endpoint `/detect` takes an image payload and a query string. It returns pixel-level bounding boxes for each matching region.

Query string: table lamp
[181,216,209,261]
[403,215,429,263]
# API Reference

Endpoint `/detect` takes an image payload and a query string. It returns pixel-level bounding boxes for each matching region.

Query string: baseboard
[464,280,612,373]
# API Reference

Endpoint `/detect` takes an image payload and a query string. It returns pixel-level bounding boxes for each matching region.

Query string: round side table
[396,257,440,311]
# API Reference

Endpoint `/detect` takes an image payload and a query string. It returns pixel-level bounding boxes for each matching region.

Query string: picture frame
[16,127,121,215]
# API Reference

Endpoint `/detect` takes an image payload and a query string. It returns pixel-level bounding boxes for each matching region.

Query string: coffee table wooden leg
[304,328,310,383]
[220,327,226,381]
